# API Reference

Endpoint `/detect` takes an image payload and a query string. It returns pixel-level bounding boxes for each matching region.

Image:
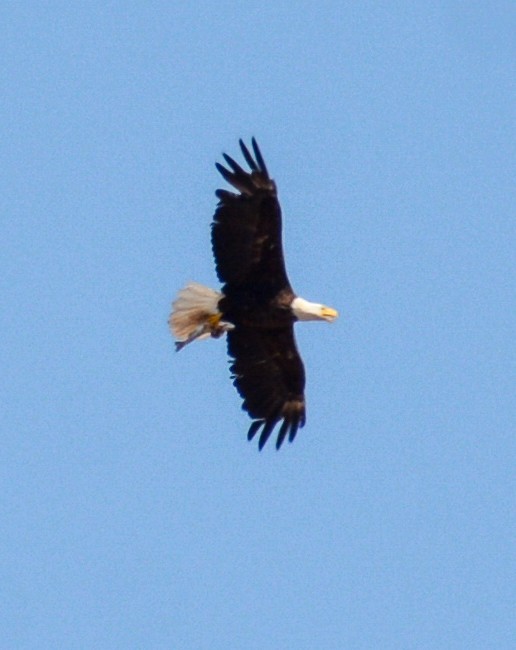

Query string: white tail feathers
[169,282,234,351]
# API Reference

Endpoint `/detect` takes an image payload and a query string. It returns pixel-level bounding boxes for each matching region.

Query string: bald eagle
[170,139,338,450]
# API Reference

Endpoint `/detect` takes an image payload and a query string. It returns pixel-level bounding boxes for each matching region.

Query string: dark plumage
[170,139,337,449]
[212,139,305,449]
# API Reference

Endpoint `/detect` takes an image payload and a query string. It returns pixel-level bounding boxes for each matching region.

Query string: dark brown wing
[227,325,306,450]
[212,138,292,297]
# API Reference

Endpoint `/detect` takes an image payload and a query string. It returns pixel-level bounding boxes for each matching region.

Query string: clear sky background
[2,2,515,648]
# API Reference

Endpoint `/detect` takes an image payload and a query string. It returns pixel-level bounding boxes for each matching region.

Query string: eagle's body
[170,139,337,449]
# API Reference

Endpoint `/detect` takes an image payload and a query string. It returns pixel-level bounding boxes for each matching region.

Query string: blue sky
[2,2,515,648]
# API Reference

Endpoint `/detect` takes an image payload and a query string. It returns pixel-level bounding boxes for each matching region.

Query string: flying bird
[170,139,338,450]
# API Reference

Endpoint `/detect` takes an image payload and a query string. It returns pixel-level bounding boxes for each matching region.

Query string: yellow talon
[208,313,222,327]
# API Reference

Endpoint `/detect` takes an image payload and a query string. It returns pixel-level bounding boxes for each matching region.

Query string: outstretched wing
[227,325,306,450]
[212,138,292,296]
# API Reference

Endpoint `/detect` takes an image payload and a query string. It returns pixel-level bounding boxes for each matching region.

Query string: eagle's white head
[291,296,339,322]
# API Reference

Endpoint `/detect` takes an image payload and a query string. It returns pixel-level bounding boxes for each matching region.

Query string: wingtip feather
[251,137,268,176]
[240,139,259,171]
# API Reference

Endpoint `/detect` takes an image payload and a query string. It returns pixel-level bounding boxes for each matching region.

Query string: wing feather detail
[228,326,306,450]
[211,139,291,292]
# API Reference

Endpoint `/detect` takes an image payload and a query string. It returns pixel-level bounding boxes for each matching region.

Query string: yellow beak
[321,306,339,322]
